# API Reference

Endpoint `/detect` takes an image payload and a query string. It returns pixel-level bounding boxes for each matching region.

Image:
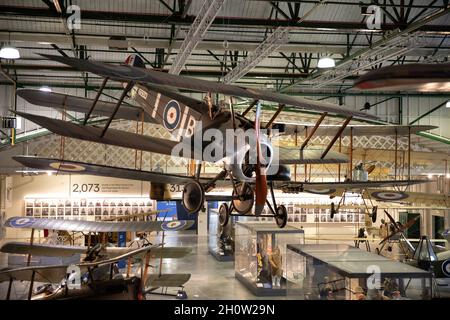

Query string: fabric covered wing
[363,189,450,206]
[145,274,191,288]
[15,111,180,157]
[39,54,378,120]
[278,124,437,137]
[148,247,192,259]
[17,89,156,123]
[278,146,348,164]
[0,265,73,283]
[0,242,85,257]
[13,156,198,185]
[5,217,195,233]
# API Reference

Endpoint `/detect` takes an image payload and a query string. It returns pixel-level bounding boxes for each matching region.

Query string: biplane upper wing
[13,156,204,185]
[5,216,195,233]
[0,242,86,257]
[354,63,450,92]
[145,273,191,288]
[17,89,156,124]
[0,265,73,283]
[39,54,378,120]
[277,124,437,137]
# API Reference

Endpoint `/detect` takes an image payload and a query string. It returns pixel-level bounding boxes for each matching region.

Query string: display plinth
[286,244,433,300]
[235,222,304,296]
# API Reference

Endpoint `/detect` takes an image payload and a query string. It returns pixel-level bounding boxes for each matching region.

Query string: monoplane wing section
[17,89,156,123]
[0,242,85,257]
[39,54,378,120]
[5,217,195,233]
[278,124,437,137]
[13,156,203,186]
[354,63,450,92]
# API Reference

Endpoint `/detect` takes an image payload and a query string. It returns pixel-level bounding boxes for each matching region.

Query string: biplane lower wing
[39,54,378,121]
[363,189,450,206]
[17,89,156,124]
[278,124,437,137]
[278,146,348,164]
[13,156,202,186]
[145,273,191,288]
[0,242,86,257]
[279,179,428,195]
[15,112,180,158]
[5,217,195,233]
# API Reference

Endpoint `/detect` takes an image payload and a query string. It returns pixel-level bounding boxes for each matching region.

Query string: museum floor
[0,233,292,300]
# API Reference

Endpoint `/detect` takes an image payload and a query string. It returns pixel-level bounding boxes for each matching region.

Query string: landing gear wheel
[219,203,230,227]
[330,202,337,219]
[182,181,205,214]
[275,205,287,228]
[232,183,254,214]
[371,206,378,223]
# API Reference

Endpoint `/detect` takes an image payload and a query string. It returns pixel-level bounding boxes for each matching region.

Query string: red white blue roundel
[442,260,450,278]
[161,220,188,231]
[163,100,181,131]
[371,191,409,201]
[7,217,36,228]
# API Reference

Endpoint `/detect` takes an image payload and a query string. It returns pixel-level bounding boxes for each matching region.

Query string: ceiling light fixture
[318,57,335,69]
[0,46,20,59]
[446,101,450,108]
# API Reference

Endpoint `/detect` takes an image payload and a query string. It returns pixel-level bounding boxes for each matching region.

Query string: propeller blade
[254,102,267,216]
[384,210,401,232]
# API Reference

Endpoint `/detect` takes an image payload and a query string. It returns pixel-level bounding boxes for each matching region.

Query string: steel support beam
[169,0,225,75]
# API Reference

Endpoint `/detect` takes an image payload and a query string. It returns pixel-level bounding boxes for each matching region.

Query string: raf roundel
[371,191,409,201]
[163,100,181,131]
[49,162,86,172]
[161,220,188,231]
[442,260,450,278]
[8,217,36,228]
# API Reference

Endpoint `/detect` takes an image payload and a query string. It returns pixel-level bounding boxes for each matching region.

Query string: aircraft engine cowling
[149,182,171,200]
[227,140,274,183]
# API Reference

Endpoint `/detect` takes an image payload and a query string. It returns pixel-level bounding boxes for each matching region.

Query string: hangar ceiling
[0,0,449,175]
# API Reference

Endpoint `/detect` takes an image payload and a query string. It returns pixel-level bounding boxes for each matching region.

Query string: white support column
[169,0,226,75]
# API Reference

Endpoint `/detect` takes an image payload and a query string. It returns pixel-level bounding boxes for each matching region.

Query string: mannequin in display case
[269,246,283,287]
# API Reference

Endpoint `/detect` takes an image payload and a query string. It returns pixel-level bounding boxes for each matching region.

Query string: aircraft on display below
[0,217,193,300]
[12,54,432,228]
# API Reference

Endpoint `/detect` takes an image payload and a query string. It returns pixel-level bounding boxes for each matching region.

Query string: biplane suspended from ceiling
[13,54,431,228]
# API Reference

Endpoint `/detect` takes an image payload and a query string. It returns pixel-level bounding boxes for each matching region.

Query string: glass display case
[286,244,433,300]
[235,222,304,296]
[208,208,236,261]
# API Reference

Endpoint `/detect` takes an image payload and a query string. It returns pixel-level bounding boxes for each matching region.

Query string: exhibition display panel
[235,222,304,296]
[286,244,433,300]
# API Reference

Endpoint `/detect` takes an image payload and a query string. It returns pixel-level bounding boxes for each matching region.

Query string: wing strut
[301,112,327,150]
[83,77,109,125]
[265,104,285,129]
[241,100,258,117]
[321,116,352,159]
[100,81,134,137]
